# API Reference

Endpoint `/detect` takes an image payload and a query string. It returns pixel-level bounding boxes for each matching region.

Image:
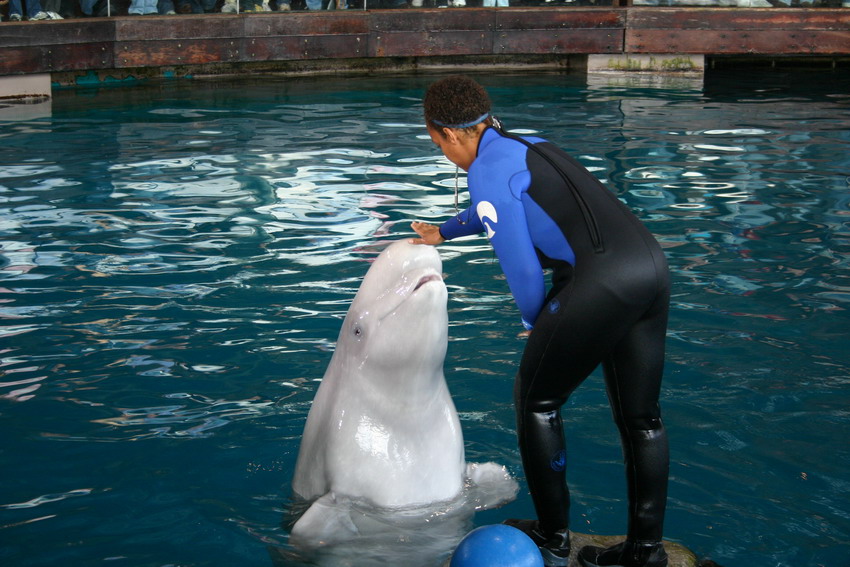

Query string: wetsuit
[439,126,670,545]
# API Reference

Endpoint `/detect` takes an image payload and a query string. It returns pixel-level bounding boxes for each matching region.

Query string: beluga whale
[289,239,517,557]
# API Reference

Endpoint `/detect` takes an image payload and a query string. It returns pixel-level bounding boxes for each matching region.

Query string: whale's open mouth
[413,273,442,292]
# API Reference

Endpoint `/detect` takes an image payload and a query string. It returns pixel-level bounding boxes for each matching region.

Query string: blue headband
[431,112,490,129]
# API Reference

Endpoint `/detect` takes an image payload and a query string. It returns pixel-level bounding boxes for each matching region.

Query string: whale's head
[334,240,448,383]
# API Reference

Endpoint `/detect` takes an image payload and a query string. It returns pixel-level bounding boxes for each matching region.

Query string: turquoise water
[1,70,848,567]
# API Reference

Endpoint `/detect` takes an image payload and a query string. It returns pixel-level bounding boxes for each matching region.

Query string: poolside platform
[1,7,849,94]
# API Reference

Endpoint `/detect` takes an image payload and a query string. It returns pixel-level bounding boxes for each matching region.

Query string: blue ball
[450,524,544,567]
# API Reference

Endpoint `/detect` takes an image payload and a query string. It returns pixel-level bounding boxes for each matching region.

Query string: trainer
[411,75,671,567]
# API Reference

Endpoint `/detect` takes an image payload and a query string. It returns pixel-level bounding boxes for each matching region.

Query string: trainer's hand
[409,222,445,246]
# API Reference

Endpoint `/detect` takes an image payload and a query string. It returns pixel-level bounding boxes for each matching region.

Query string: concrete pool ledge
[588,54,704,75]
[0,7,848,97]
[0,74,52,100]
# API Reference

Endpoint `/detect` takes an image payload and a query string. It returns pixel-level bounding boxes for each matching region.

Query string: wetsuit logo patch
[550,449,566,472]
[476,201,498,239]
[548,299,560,314]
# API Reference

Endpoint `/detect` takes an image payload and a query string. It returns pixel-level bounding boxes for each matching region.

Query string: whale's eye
[353,324,363,338]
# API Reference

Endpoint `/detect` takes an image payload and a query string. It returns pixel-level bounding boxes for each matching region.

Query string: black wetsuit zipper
[496,128,605,254]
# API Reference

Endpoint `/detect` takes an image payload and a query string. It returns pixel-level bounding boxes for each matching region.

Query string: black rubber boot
[577,540,668,567]
[504,518,571,567]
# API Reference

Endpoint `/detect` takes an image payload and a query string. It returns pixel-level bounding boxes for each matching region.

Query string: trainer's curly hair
[423,75,493,135]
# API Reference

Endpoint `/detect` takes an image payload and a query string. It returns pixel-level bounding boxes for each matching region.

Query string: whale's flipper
[465,462,520,511]
[291,493,359,545]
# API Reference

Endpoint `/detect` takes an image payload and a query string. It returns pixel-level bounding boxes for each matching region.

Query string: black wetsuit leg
[603,288,670,543]
[515,250,670,542]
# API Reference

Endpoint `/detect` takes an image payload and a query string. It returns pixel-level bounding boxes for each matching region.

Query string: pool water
[1,70,848,567]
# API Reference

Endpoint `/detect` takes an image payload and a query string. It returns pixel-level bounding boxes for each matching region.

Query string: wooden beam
[625,8,850,55]
[0,8,848,78]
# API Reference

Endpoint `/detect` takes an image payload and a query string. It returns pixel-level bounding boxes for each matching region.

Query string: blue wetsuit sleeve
[470,170,546,330]
[439,209,484,240]
[490,204,546,330]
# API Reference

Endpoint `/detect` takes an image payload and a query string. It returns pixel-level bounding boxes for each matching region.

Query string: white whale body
[290,240,517,549]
